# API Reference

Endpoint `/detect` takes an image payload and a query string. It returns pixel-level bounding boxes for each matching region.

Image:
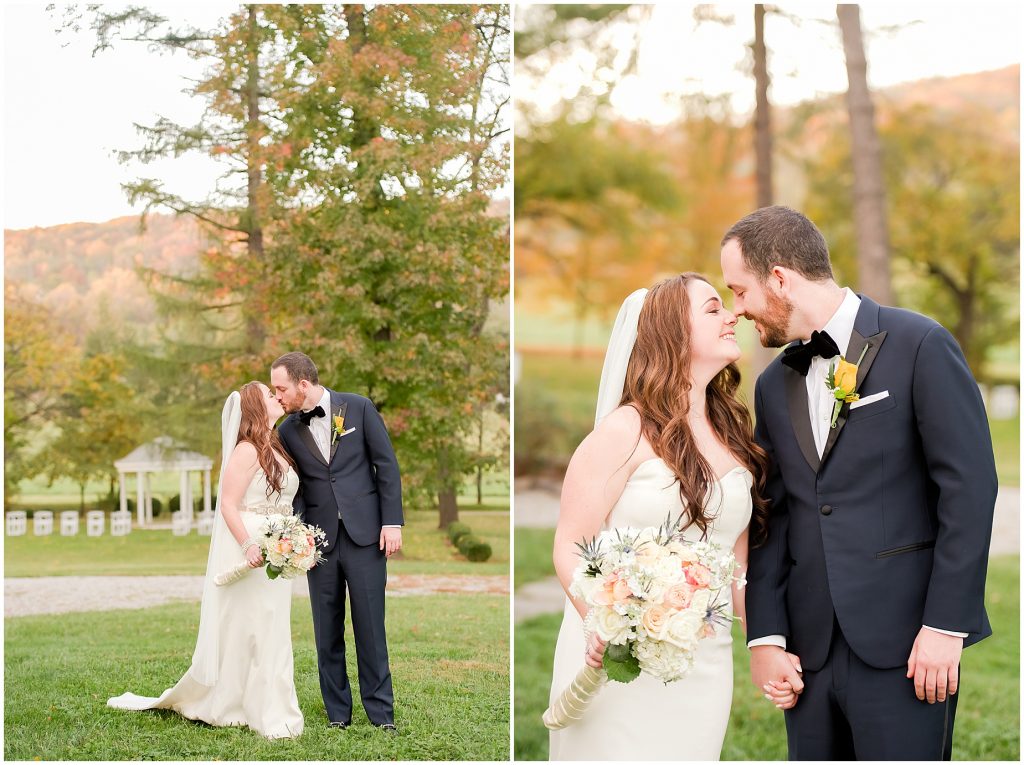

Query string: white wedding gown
[108,467,304,739]
[548,458,753,761]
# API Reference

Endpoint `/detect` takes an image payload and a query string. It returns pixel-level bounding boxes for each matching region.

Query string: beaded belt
[242,504,293,517]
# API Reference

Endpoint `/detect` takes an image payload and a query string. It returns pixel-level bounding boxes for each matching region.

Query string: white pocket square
[339,427,356,437]
[850,390,890,410]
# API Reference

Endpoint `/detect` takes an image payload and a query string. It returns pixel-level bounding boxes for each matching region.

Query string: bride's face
[260,383,285,422]
[687,279,740,368]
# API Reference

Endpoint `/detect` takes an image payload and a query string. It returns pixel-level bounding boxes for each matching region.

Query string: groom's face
[270,366,307,414]
[721,239,795,348]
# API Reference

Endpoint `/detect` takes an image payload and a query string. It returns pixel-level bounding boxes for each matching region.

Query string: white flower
[658,608,704,653]
[591,605,632,644]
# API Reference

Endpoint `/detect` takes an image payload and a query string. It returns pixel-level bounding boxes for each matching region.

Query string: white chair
[60,511,79,536]
[171,511,192,536]
[196,511,215,536]
[33,510,53,536]
[111,511,132,536]
[6,511,27,536]
[86,510,105,537]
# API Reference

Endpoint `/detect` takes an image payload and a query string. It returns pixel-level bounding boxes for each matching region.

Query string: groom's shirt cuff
[747,634,787,650]
[923,624,968,638]
[382,524,401,528]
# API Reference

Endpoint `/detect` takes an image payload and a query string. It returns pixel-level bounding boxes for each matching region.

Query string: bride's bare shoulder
[594,404,642,440]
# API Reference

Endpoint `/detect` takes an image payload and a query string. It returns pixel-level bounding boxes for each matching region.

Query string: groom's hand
[907,628,962,703]
[380,527,402,557]
[751,646,804,707]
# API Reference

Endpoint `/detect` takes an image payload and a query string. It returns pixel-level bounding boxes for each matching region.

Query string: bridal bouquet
[543,515,742,730]
[215,515,326,586]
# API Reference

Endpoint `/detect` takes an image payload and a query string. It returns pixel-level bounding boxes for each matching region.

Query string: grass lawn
[515,556,1019,761]
[515,528,556,588]
[5,593,509,761]
[5,509,510,578]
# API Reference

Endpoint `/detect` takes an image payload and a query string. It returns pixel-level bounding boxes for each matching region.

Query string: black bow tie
[299,405,326,426]
[781,330,841,376]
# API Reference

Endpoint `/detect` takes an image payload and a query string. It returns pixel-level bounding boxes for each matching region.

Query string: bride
[108,381,304,739]
[548,273,770,761]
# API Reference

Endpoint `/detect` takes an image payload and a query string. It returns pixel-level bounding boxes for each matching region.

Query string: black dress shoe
[328,721,350,730]
[374,723,398,734]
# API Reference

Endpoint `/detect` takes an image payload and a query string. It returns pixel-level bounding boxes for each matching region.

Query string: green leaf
[603,642,641,683]
[266,565,282,580]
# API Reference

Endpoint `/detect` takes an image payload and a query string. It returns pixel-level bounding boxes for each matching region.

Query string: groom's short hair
[272,352,319,385]
[721,206,834,283]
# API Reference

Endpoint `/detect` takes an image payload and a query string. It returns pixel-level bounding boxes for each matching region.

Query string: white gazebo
[114,437,214,527]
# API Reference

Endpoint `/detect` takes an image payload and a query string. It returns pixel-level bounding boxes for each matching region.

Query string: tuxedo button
[331,477,336,483]
[820,504,833,516]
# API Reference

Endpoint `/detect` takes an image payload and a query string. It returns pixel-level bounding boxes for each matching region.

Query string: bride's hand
[585,633,607,669]
[245,545,264,568]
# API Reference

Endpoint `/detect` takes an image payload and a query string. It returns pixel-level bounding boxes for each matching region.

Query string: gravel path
[5,573,509,618]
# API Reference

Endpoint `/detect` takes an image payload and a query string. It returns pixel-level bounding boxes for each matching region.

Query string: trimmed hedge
[447,521,472,545]
[459,536,493,562]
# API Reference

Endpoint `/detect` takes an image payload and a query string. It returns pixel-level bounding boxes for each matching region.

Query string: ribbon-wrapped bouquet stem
[543,514,744,730]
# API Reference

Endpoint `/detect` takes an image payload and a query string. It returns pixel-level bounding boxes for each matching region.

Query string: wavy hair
[238,381,295,497]
[620,273,771,544]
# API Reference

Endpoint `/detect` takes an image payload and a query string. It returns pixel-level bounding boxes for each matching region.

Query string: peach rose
[662,583,695,610]
[276,539,293,555]
[684,563,711,588]
[641,604,671,636]
[594,572,633,606]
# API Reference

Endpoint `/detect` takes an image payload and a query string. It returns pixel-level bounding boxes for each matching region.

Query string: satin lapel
[329,399,348,464]
[297,417,328,467]
[819,328,888,469]
[785,365,820,472]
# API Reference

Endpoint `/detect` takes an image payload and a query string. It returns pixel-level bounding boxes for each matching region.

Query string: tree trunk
[79,483,86,513]
[837,4,893,305]
[749,4,776,382]
[437,449,459,527]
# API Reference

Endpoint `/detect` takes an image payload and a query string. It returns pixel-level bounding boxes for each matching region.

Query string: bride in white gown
[108,382,304,739]
[548,274,771,761]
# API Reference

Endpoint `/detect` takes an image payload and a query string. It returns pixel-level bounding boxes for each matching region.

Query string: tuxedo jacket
[278,390,404,550]
[746,295,996,671]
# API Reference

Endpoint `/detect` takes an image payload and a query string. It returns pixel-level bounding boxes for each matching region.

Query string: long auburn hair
[238,381,295,497]
[621,273,771,544]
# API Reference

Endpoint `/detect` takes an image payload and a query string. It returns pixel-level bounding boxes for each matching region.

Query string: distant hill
[5,197,511,342]
[4,214,205,341]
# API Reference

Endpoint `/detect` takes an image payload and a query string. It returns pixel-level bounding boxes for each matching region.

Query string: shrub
[169,495,180,513]
[448,521,472,545]
[457,534,493,562]
[151,497,163,517]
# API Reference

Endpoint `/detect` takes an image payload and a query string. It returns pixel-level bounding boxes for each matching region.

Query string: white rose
[658,608,703,653]
[690,588,712,615]
[591,605,632,644]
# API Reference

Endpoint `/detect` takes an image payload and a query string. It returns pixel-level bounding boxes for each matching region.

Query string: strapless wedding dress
[548,459,753,761]
[108,467,304,739]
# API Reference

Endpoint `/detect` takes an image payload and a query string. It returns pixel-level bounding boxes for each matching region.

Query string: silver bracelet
[240,537,260,552]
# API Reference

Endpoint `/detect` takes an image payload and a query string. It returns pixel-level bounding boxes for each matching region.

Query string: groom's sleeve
[913,324,997,635]
[278,424,306,520]
[363,399,404,527]
[745,376,792,645]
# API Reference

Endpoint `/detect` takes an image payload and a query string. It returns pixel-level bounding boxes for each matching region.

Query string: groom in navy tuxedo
[721,207,996,760]
[271,351,404,732]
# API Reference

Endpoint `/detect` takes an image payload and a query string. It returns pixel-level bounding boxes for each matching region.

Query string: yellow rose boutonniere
[331,415,345,445]
[825,345,870,428]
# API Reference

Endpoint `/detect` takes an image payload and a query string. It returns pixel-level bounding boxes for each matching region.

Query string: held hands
[585,632,607,669]
[907,627,962,703]
[380,527,402,557]
[751,646,804,710]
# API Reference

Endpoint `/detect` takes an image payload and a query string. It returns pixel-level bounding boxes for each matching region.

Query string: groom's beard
[747,290,795,348]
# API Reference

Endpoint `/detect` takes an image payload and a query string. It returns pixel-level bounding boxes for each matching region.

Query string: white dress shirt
[748,289,965,650]
[302,388,400,530]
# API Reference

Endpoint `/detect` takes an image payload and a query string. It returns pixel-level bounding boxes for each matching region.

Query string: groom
[721,207,996,760]
[271,351,404,732]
